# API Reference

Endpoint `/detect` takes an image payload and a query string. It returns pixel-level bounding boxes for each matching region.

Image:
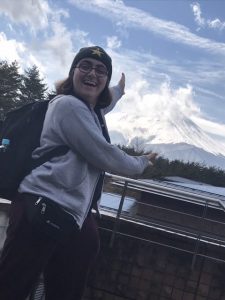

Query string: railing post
[109,181,129,248]
[191,199,208,269]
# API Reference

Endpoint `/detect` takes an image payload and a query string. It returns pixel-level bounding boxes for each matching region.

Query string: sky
[0,0,225,150]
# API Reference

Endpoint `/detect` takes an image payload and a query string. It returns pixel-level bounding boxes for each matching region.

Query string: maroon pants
[0,196,100,300]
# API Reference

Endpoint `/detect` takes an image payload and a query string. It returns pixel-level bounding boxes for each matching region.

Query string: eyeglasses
[75,62,108,77]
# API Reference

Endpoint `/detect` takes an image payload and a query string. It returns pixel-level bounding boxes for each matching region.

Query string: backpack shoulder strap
[31,145,69,171]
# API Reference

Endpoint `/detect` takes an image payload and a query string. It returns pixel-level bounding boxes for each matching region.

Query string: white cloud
[70,0,225,55]
[0,31,48,79]
[193,117,225,146]
[0,0,50,30]
[103,48,225,149]
[0,24,90,90]
[108,47,224,109]
[0,0,70,39]
[0,0,91,88]
[191,2,205,28]
[40,25,92,88]
[194,118,225,138]
[0,32,26,65]
[191,2,225,31]
[107,79,200,140]
[107,36,121,49]
[26,26,92,89]
[43,20,75,66]
[207,18,225,31]
[106,77,225,155]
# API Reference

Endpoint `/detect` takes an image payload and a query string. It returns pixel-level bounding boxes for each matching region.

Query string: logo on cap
[91,48,104,57]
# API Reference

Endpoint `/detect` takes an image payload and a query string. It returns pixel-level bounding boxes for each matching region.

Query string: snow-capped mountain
[108,112,225,170]
[143,115,225,156]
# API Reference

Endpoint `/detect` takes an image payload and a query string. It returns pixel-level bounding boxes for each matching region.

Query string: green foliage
[0,61,49,120]
[119,145,225,187]
[0,61,23,118]
[20,65,48,105]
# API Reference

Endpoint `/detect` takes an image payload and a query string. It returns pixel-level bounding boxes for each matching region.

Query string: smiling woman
[0,45,156,300]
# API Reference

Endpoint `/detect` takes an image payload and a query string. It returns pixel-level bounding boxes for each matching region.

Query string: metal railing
[101,173,225,268]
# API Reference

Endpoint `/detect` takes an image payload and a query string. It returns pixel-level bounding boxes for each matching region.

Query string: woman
[0,46,156,300]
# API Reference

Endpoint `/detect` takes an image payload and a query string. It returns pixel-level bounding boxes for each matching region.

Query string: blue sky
[0,0,225,150]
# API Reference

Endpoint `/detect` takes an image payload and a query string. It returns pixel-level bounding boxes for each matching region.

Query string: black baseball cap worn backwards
[69,46,112,80]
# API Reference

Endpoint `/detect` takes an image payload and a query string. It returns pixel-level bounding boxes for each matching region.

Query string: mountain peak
[109,112,225,170]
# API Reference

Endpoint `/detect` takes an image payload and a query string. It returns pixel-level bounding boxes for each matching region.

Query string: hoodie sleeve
[104,85,124,115]
[52,97,149,176]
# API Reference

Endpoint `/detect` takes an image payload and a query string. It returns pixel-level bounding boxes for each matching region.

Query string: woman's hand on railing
[146,152,158,166]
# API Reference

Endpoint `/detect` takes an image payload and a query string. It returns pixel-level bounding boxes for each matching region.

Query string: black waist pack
[22,194,79,241]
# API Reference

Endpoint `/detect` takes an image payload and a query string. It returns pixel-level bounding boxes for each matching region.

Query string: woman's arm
[104,73,125,115]
[52,97,150,177]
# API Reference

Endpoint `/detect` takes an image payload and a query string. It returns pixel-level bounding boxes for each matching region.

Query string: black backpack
[0,100,68,201]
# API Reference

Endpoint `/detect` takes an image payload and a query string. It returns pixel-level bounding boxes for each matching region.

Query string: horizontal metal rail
[104,173,225,267]
[106,173,225,210]
[99,226,225,264]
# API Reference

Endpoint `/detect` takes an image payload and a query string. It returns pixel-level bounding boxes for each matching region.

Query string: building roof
[140,177,225,202]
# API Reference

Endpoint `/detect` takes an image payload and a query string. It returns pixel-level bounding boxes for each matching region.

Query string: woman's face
[72,58,108,106]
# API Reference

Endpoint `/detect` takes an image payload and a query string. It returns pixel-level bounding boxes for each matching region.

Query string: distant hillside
[145,142,225,171]
[119,145,225,188]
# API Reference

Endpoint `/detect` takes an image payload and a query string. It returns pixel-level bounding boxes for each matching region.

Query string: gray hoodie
[19,86,149,228]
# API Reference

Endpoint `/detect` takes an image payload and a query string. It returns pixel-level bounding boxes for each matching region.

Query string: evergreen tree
[120,145,225,187]
[20,65,48,104]
[0,60,22,119]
